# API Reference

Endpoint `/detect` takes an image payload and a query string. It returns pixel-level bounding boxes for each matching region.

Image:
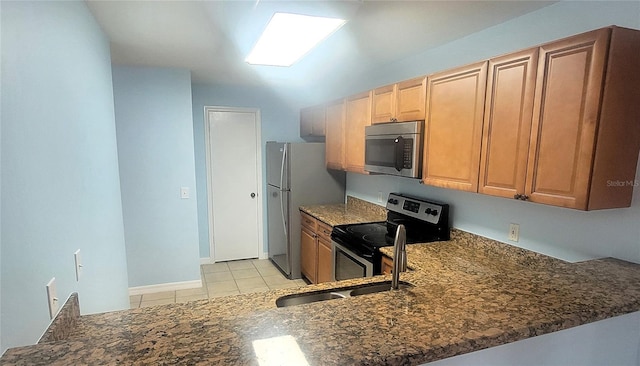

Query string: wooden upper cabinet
[396,76,427,122]
[300,105,325,138]
[526,27,640,210]
[325,99,346,170]
[345,91,372,174]
[526,30,609,209]
[372,84,396,124]
[479,48,538,199]
[423,61,488,191]
[371,76,427,124]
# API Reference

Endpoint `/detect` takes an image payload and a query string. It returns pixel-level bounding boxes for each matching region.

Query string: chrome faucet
[391,224,407,290]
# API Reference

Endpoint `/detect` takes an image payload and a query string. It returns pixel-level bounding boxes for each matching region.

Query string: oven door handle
[394,136,404,172]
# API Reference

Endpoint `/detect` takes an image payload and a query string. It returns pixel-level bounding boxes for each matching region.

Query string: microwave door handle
[394,136,404,171]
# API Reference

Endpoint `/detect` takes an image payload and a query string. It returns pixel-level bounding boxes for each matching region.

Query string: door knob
[251,193,256,198]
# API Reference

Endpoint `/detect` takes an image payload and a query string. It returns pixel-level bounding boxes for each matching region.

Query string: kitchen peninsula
[2,225,639,365]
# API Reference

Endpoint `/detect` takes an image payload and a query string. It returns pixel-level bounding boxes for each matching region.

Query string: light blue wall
[191,84,302,259]
[1,0,129,353]
[338,1,640,264]
[113,66,200,287]
[0,0,3,355]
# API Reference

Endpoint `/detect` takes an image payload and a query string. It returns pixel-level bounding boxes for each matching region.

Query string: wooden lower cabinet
[300,226,317,284]
[381,255,393,275]
[317,239,333,283]
[299,211,334,284]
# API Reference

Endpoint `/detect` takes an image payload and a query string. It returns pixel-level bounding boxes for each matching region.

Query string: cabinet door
[479,49,538,199]
[372,84,396,124]
[380,255,393,275]
[423,61,488,191]
[300,226,317,283]
[345,91,372,174]
[325,99,346,170]
[396,76,427,122]
[317,239,333,283]
[526,29,609,209]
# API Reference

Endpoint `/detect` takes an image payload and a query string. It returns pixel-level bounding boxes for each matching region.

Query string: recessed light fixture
[245,12,346,67]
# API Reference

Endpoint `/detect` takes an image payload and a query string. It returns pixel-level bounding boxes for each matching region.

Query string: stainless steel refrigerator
[266,142,345,279]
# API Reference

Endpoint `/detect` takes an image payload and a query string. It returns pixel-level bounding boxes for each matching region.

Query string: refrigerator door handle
[280,144,287,191]
[280,190,288,240]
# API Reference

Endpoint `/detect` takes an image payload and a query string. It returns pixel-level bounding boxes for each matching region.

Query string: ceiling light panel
[245,12,346,67]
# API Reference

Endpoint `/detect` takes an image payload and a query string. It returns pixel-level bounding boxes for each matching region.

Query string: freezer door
[267,184,290,277]
[266,142,288,189]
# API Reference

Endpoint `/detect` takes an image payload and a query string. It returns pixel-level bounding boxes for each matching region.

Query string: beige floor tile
[231,268,260,279]
[239,286,270,294]
[262,275,292,287]
[176,293,208,303]
[141,291,175,301]
[251,259,274,268]
[235,277,268,290]
[256,266,283,277]
[175,287,207,297]
[129,295,142,304]
[140,298,175,307]
[130,300,141,309]
[267,281,303,290]
[208,290,240,298]
[227,260,256,270]
[207,280,239,294]
[204,271,235,283]
[202,262,230,273]
[293,279,309,286]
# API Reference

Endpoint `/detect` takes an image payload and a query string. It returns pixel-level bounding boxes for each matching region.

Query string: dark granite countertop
[2,204,640,365]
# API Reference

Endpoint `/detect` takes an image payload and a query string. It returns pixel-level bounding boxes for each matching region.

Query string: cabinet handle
[514,194,522,200]
[520,195,529,201]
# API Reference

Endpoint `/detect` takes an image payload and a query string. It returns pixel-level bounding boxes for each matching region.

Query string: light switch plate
[180,187,189,199]
[508,223,520,242]
[74,249,82,281]
[46,278,59,319]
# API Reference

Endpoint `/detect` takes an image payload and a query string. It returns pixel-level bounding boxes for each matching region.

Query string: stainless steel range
[330,193,450,281]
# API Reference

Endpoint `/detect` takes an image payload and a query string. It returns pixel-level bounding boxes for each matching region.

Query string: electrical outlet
[46,278,59,319]
[180,187,190,199]
[74,249,83,281]
[508,223,520,242]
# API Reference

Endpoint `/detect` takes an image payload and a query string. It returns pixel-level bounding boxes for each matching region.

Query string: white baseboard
[200,257,212,265]
[128,279,202,296]
[260,251,268,260]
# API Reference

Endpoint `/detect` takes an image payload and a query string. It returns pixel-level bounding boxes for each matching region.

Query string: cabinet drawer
[300,212,317,231]
[317,222,333,242]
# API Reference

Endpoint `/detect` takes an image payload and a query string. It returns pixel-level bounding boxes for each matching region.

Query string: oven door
[332,241,374,281]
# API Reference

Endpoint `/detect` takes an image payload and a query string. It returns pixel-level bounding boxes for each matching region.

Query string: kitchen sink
[275,280,413,307]
[275,291,347,307]
[349,281,412,296]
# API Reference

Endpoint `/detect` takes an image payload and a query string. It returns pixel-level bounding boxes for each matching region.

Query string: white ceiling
[86,0,556,88]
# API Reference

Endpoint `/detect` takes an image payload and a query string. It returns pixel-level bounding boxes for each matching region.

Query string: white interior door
[206,107,262,262]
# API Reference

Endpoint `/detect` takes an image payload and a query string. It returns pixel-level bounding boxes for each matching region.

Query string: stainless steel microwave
[364,120,423,178]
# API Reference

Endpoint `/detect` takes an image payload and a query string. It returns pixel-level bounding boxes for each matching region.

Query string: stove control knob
[387,198,399,205]
[430,209,438,216]
[425,208,432,214]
